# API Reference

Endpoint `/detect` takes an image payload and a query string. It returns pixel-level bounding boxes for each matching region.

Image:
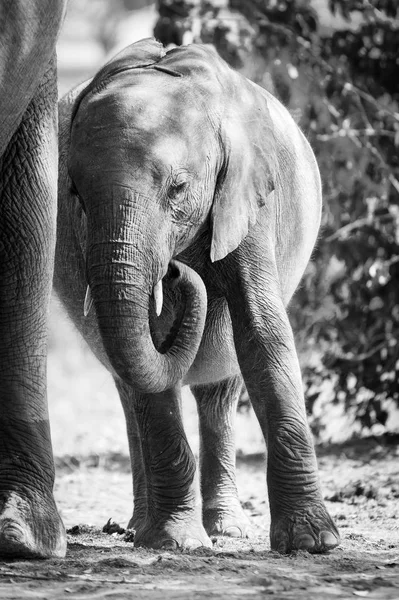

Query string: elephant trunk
[87,234,207,394]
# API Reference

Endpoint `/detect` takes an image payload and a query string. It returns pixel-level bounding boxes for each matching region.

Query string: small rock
[124,529,135,543]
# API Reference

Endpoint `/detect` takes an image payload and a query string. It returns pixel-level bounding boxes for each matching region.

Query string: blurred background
[49,0,399,462]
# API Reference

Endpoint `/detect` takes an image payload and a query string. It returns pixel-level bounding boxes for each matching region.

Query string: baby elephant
[55,38,339,553]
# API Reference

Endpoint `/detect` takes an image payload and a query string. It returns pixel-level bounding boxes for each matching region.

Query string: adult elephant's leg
[192,376,251,538]
[224,242,339,554]
[0,0,67,155]
[114,379,147,528]
[0,60,66,558]
[131,386,211,550]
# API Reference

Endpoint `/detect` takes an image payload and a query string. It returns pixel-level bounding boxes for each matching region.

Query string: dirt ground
[0,436,398,599]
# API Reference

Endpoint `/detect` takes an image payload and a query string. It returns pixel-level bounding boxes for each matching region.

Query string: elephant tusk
[84,285,93,317]
[153,279,163,317]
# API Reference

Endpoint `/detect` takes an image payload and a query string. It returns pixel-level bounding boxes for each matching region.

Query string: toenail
[296,534,315,551]
[160,538,178,550]
[321,531,339,548]
[185,538,206,549]
[224,526,242,538]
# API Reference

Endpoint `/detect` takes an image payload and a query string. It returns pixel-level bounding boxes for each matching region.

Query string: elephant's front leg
[0,63,66,558]
[131,386,212,550]
[114,379,147,527]
[192,376,251,538]
[225,251,339,554]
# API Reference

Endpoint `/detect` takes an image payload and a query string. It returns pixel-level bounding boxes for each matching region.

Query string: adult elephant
[0,1,68,558]
[55,38,340,553]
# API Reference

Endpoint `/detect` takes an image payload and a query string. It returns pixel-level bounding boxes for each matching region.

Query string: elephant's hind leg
[225,242,340,554]
[130,385,211,550]
[192,375,251,538]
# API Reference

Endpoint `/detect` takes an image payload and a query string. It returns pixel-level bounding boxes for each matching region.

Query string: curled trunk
[88,250,207,393]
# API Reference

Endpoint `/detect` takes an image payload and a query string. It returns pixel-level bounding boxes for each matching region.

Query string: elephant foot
[203,498,252,538]
[127,506,147,531]
[134,515,212,550]
[270,501,340,554]
[0,491,66,559]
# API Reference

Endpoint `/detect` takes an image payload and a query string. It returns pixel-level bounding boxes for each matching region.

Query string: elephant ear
[71,38,166,124]
[210,79,277,263]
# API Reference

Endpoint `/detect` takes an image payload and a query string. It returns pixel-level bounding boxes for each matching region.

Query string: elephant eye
[168,182,196,225]
[168,181,188,200]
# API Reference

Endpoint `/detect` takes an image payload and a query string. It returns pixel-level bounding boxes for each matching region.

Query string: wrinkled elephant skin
[0,1,68,558]
[55,39,340,553]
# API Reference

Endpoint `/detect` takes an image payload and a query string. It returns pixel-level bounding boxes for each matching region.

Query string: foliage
[67,0,154,52]
[155,0,399,432]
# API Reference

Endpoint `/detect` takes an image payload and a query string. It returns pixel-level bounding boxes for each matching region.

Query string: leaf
[102,518,125,535]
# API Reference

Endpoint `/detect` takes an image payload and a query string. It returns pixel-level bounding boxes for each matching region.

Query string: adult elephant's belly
[184,297,240,386]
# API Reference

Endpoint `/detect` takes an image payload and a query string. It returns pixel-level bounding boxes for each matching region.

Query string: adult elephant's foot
[0,491,66,559]
[270,501,340,554]
[134,516,212,550]
[203,497,252,538]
